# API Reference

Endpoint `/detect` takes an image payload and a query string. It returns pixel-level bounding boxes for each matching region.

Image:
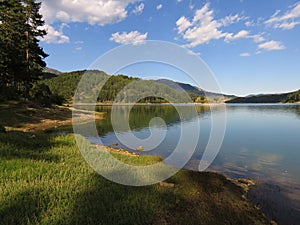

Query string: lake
[81,104,300,213]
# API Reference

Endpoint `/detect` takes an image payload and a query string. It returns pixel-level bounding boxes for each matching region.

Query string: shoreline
[3,101,298,224]
[72,102,300,106]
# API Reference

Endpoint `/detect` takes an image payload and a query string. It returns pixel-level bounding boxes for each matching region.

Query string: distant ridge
[42,67,62,80]
[43,67,62,75]
[226,89,300,103]
[155,79,236,101]
[42,68,299,104]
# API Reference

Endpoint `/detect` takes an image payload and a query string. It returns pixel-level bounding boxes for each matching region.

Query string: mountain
[42,67,62,80]
[42,68,298,104]
[155,79,236,102]
[43,67,62,75]
[43,70,198,103]
[226,89,300,103]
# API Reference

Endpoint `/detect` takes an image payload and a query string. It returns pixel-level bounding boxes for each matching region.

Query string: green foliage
[227,94,290,104]
[98,75,139,102]
[44,70,108,101]
[283,90,300,103]
[0,132,271,225]
[189,93,208,103]
[0,0,47,100]
[29,83,52,106]
[28,83,64,106]
[227,90,300,104]
[45,71,202,103]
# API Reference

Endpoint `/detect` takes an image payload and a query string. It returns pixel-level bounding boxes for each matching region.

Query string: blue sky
[39,0,300,96]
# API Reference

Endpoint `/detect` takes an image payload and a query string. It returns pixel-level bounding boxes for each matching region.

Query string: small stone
[160,182,175,188]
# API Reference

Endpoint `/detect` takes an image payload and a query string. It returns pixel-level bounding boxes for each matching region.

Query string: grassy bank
[0,132,273,225]
[0,102,273,225]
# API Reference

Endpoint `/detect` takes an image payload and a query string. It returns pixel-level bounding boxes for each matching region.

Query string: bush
[29,83,65,106]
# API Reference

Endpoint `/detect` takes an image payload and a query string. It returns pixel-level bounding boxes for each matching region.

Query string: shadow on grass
[0,101,71,129]
[66,174,158,225]
[0,189,45,225]
[0,131,60,162]
[68,170,271,225]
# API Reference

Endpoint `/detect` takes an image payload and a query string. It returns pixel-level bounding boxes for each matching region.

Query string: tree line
[0,0,51,104]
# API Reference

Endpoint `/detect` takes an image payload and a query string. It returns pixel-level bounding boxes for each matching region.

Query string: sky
[39,0,300,96]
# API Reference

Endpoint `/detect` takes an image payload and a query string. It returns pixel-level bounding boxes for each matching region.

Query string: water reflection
[79,104,300,212]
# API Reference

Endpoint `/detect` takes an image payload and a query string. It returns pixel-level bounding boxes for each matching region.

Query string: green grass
[0,131,271,225]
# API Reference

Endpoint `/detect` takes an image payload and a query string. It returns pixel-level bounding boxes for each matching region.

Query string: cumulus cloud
[156,4,163,10]
[265,2,300,30]
[258,40,286,51]
[176,3,227,47]
[40,0,141,44]
[41,24,70,44]
[133,3,144,15]
[176,3,267,48]
[110,31,148,45]
[176,16,191,34]
[40,0,140,25]
[225,30,265,43]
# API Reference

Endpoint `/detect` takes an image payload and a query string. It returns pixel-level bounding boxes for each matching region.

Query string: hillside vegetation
[227,89,300,104]
[43,70,208,103]
[283,89,300,103]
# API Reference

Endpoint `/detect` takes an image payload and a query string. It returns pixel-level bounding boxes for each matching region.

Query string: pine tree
[0,0,48,99]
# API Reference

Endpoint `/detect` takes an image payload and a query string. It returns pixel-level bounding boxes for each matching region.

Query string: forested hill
[42,70,209,103]
[226,89,300,103]
[155,79,235,100]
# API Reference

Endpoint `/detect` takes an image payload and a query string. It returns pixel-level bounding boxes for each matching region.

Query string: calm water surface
[84,104,300,209]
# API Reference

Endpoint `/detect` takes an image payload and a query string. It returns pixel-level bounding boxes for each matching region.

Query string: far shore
[71,102,300,107]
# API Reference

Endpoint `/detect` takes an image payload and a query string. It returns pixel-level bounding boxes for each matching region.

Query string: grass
[0,132,272,225]
[0,101,272,225]
[0,101,71,132]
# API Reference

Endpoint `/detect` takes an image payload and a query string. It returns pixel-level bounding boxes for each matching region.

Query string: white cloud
[133,3,144,15]
[176,3,265,48]
[41,24,70,44]
[176,16,191,34]
[156,4,163,10]
[225,30,249,42]
[240,52,250,57]
[221,14,248,26]
[265,2,300,30]
[225,30,265,43]
[177,3,227,47]
[245,21,255,27]
[258,40,286,51]
[110,31,148,45]
[176,3,272,52]
[40,0,140,25]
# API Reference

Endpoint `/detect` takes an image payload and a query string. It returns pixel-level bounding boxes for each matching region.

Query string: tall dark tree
[0,0,48,99]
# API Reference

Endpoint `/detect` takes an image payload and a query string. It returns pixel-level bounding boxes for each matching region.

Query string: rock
[136,146,144,151]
